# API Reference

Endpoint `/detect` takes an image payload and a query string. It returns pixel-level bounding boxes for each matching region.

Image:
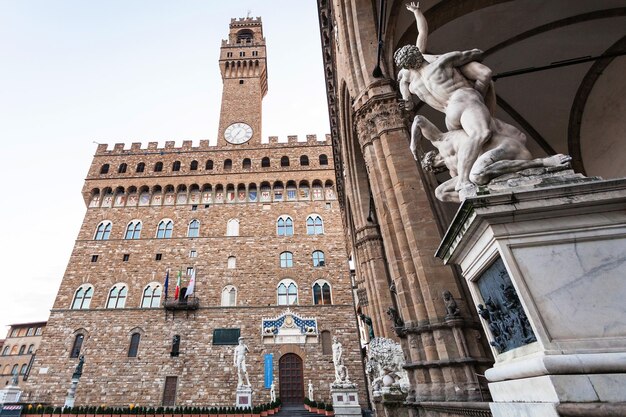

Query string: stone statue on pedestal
[270,382,276,402]
[308,380,314,400]
[234,337,251,387]
[331,337,354,387]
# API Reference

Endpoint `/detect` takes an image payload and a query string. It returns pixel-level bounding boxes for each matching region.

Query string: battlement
[94,135,330,155]
[230,17,262,26]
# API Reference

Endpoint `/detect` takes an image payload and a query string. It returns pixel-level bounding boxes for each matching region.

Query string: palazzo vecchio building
[24,17,365,407]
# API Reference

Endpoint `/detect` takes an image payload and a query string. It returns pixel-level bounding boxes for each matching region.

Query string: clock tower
[217,17,268,146]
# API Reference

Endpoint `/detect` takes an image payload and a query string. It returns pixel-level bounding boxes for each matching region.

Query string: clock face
[224,122,253,144]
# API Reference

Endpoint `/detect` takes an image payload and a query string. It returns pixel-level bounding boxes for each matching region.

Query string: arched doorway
[279,353,304,404]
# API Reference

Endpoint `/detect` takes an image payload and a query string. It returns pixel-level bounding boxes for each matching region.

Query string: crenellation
[96,143,108,153]
[288,135,299,143]
[268,136,279,144]
[114,143,125,151]
[164,141,176,149]
[131,142,142,151]
[182,140,193,149]
[147,142,158,150]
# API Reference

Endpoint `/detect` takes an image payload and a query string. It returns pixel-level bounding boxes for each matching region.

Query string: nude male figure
[396,2,495,192]
[412,115,571,202]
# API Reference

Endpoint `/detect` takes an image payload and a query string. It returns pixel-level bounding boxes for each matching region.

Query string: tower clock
[217,17,268,146]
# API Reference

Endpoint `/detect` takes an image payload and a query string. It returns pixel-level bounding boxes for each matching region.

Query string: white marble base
[331,387,361,416]
[436,178,626,417]
[235,386,252,408]
[0,386,22,404]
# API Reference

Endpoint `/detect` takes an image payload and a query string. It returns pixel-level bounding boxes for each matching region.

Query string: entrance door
[162,376,178,406]
[279,353,304,404]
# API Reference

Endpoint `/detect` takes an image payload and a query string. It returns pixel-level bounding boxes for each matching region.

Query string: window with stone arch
[107,284,128,309]
[226,218,239,236]
[306,215,324,235]
[156,219,173,239]
[118,163,127,174]
[100,164,110,174]
[312,250,326,267]
[11,364,18,375]
[313,280,332,305]
[277,279,298,305]
[300,155,309,166]
[227,256,236,269]
[221,285,237,307]
[188,219,200,238]
[124,220,142,240]
[277,215,294,236]
[128,332,141,357]
[190,160,198,171]
[280,251,293,268]
[154,161,163,172]
[94,221,112,240]
[2,365,9,375]
[261,157,270,168]
[141,283,162,308]
[20,364,27,375]
[172,161,181,171]
[71,285,93,310]
[136,162,145,173]
[280,156,290,167]
[10,346,18,355]
[2,346,9,356]
[18,345,26,355]
[70,333,85,358]
[319,154,329,165]
[27,344,35,354]
[206,159,214,170]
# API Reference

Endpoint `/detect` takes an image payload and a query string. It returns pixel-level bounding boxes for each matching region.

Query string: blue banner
[264,353,273,388]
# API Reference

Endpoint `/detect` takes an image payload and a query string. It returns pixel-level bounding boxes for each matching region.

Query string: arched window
[300,155,309,166]
[312,250,326,267]
[27,344,35,354]
[71,285,93,310]
[141,284,162,308]
[313,280,332,305]
[154,162,163,172]
[280,156,290,167]
[2,365,9,375]
[307,215,324,235]
[221,285,237,307]
[227,256,237,269]
[2,346,9,356]
[237,29,253,43]
[224,159,232,170]
[20,364,27,375]
[277,216,294,236]
[94,221,112,240]
[128,333,141,357]
[70,334,84,358]
[172,161,181,171]
[156,219,173,238]
[11,364,18,375]
[242,158,251,169]
[277,279,298,305]
[18,345,25,355]
[261,157,270,168]
[190,160,198,170]
[118,163,127,174]
[100,164,110,174]
[107,285,127,309]
[319,154,329,165]
[206,160,214,170]
[10,346,18,355]
[226,219,239,236]
[136,162,145,173]
[280,251,293,268]
[124,221,142,240]
[321,330,332,355]
[187,220,200,238]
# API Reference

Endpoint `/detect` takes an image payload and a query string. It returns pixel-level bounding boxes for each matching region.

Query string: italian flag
[174,270,182,300]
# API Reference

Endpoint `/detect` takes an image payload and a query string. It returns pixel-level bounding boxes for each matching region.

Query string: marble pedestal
[331,385,361,417]
[235,386,252,408]
[64,378,79,408]
[0,385,22,404]
[436,178,626,417]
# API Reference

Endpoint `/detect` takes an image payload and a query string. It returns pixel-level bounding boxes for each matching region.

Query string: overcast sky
[0,1,331,336]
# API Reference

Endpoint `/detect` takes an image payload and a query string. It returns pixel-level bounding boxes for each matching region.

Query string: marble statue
[332,336,343,381]
[396,2,495,194]
[10,373,19,386]
[413,115,571,202]
[270,382,276,402]
[308,380,314,400]
[365,337,410,394]
[234,337,251,387]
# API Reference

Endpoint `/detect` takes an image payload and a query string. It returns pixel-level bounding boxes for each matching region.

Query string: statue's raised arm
[406,2,428,54]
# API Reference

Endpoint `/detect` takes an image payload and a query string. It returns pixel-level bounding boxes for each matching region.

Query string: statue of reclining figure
[411,115,571,203]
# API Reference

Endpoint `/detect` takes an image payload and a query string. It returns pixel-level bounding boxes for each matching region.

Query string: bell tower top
[217,17,268,147]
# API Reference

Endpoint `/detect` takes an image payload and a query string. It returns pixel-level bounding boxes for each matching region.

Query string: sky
[0,1,331,336]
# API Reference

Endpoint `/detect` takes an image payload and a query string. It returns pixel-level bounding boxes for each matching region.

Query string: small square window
[205,204,210,209]
[91,255,98,262]
[189,250,197,258]
[155,253,162,261]
[123,254,130,262]
[239,80,244,85]
[186,267,194,276]
[191,205,198,211]
[326,202,332,209]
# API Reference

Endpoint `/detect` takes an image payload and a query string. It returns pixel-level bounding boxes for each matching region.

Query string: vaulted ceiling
[388,0,626,179]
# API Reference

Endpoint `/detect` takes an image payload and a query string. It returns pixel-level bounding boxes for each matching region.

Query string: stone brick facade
[0,322,46,387]
[23,16,365,408]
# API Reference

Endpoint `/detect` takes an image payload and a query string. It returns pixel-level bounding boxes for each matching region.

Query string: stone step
[273,406,316,417]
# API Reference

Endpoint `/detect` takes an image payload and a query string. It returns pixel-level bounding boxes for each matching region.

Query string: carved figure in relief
[233,337,251,387]
[413,115,571,202]
[442,290,461,318]
[396,2,495,193]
